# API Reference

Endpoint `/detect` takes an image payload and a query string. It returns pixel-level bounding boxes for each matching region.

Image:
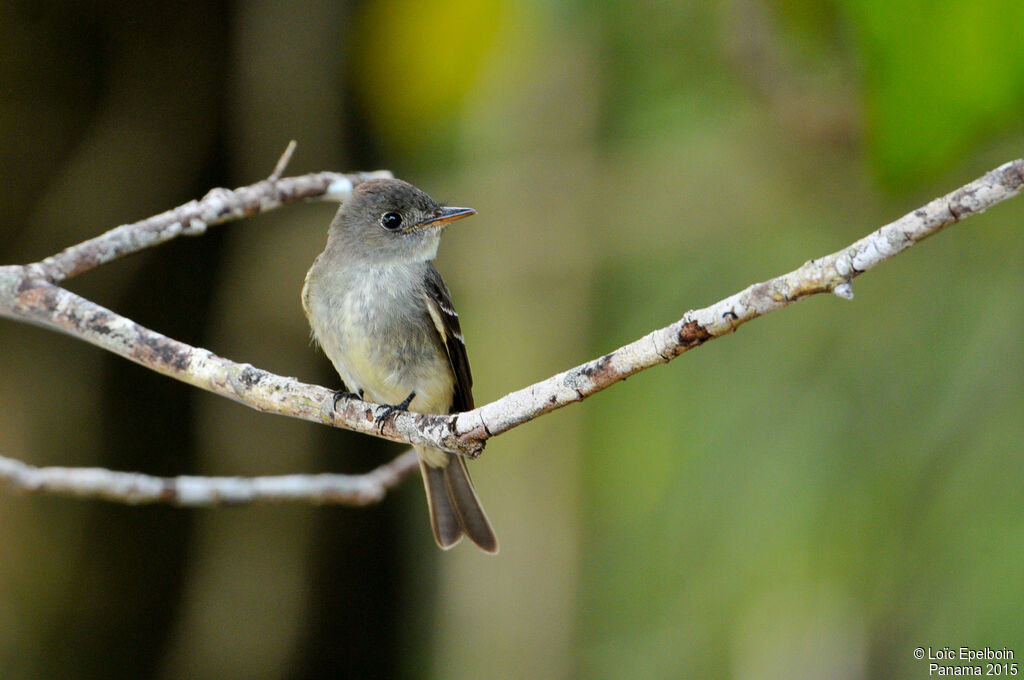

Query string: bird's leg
[332,387,364,411]
[375,391,416,433]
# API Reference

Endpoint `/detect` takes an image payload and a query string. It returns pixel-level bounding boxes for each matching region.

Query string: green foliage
[845,0,1024,187]
[580,223,1024,676]
[349,0,514,155]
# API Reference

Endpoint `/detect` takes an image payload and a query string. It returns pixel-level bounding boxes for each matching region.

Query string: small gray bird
[302,178,497,553]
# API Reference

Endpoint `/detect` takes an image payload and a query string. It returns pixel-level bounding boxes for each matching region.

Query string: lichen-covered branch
[32,164,392,283]
[1,277,462,453]
[453,158,1024,443]
[0,449,418,506]
[0,154,1021,506]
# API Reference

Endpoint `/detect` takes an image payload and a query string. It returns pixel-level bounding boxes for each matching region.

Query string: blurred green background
[1,0,1023,678]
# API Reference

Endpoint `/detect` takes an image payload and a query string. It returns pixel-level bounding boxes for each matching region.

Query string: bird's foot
[332,388,364,411]
[375,391,416,433]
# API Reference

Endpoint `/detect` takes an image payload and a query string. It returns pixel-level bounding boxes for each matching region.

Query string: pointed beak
[411,206,476,230]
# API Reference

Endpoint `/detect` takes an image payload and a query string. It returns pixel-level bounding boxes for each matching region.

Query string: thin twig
[268,140,298,182]
[0,449,418,507]
[26,168,392,283]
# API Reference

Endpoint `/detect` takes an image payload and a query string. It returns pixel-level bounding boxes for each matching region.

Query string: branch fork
[1,143,1022,506]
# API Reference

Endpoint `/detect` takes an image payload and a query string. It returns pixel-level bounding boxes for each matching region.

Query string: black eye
[380,212,403,230]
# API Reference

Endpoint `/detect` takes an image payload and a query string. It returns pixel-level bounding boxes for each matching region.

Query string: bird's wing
[422,264,474,412]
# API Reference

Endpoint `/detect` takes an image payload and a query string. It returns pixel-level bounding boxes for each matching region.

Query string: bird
[302,178,498,553]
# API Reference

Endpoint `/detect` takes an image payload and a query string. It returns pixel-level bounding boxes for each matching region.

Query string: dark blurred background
[1,1,1023,678]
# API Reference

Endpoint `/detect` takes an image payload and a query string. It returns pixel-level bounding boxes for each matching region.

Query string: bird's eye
[380,212,403,230]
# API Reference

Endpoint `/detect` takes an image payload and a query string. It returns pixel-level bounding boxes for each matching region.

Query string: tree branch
[29,165,392,283]
[0,154,1021,506]
[458,158,1024,442]
[0,278,461,453]
[0,449,418,506]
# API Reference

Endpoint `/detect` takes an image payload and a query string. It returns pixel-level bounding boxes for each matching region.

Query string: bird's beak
[411,206,476,230]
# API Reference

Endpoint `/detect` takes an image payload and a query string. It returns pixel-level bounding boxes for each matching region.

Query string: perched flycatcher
[302,178,498,553]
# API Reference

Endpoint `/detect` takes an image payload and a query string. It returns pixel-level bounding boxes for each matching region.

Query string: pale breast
[304,261,455,413]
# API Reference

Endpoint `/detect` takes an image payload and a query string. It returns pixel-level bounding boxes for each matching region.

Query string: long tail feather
[418,450,498,554]
[420,459,463,549]
[445,455,498,553]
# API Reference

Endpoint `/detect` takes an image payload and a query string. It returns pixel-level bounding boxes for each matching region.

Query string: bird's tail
[419,449,498,554]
